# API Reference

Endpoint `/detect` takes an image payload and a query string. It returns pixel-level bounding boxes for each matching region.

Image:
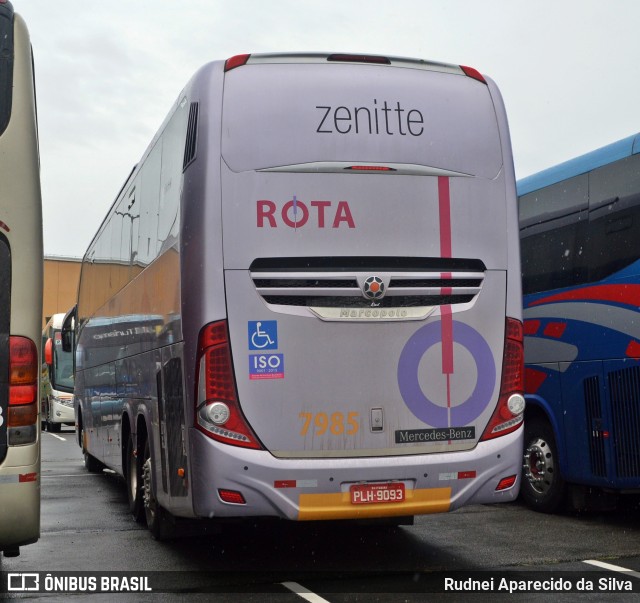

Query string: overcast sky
[15,0,640,258]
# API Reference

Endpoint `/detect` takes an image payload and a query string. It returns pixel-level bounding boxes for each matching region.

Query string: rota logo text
[257,199,355,229]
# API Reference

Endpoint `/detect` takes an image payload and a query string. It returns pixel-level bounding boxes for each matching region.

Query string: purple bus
[65,53,523,538]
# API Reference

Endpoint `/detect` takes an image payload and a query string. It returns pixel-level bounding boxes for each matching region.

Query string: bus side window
[521,210,588,295]
[138,143,162,266]
[158,102,188,254]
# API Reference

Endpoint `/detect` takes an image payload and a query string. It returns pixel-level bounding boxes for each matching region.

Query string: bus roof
[517,133,640,197]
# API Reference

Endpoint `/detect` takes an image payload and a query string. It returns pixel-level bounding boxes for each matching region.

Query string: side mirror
[61,305,77,353]
[44,337,53,366]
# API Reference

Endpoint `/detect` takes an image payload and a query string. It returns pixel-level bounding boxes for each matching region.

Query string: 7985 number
[299,411,359,437]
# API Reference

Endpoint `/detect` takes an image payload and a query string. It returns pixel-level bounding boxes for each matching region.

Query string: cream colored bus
[0,2,43,557]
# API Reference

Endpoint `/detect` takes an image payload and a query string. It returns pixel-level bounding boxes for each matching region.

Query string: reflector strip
[274,480,318,489]
[439,471,476,481]
[0,473,38,484]
[495,475,517,491]
[218,489,246,504]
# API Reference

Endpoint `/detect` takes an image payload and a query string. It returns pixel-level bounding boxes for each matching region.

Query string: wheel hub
[143,457,153,511]
[523,437,554,495]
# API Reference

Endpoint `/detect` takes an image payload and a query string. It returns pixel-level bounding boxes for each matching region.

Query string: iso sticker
[249,354,284,380]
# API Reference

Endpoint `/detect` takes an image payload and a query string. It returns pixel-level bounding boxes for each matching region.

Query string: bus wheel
[126,434,144,523]
[142,439,172,540]
[521,418,566,513]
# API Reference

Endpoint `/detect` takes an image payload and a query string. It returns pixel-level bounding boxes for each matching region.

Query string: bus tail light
[8,336,38,445]
[195,321,262,449]
[224,54,251,72]
[327,53,391,65]
[461,65,487,84]
[343,165,396,172]
[480,318,525,441]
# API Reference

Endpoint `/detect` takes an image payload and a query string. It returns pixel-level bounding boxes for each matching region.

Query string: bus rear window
[221,63,502,178]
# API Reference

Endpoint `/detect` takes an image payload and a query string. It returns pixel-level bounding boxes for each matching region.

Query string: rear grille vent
[584,375,606,478]
[608,366,640,479]
[182,102,199,171]
[259,294,476,308]
[250,257,485,321]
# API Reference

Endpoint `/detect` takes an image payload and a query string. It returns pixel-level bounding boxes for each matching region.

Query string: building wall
[43,256,81,327]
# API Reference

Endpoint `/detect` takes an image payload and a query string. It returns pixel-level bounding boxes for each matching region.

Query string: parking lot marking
[281,581,331,603]
[584,559,640,579]
[46,432,66,442]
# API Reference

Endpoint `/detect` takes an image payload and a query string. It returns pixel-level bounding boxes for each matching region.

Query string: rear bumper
[188,426,523,521]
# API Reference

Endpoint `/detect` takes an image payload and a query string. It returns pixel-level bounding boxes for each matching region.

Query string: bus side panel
[524,290,640,488]
[486,78,522,321]
[179,62,226,424]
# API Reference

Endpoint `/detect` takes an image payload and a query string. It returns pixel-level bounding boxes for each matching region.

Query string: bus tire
[126,434,145,523]
[142,438,173,540]
[521,418,566,513]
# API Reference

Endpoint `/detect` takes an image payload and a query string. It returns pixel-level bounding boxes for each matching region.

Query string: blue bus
[519,133,640,512]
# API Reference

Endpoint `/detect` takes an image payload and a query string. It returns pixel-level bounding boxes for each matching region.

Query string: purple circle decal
[397,321,496,427]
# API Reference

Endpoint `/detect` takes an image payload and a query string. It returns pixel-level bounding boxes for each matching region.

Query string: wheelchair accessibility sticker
[248,321,278,350]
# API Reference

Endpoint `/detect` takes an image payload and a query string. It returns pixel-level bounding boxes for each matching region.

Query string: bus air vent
[183,102,199,171]
[584,375,606,478]
[607,366,640,479]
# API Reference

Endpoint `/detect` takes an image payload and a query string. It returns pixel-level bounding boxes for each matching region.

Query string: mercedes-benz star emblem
[362,276,386,301]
